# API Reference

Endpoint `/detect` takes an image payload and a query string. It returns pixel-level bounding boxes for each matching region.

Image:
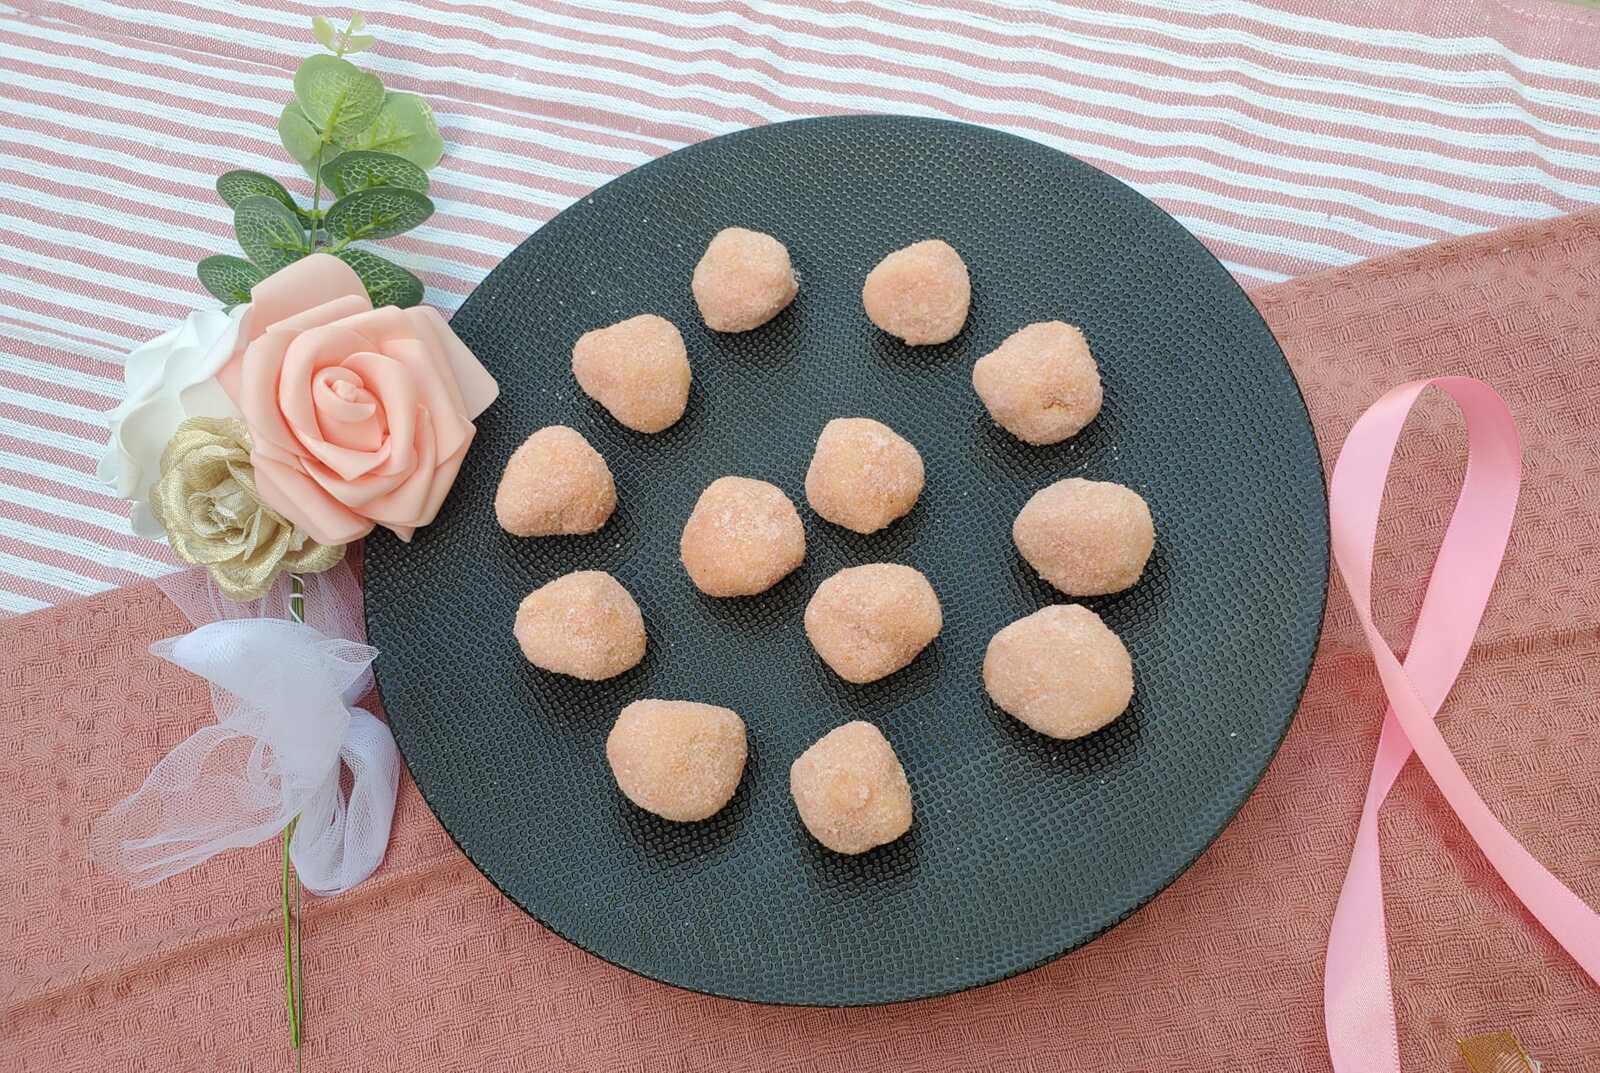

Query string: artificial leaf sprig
[197,14,444,310]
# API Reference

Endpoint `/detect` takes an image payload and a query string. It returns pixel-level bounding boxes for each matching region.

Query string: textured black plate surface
[365,115,1328,1006]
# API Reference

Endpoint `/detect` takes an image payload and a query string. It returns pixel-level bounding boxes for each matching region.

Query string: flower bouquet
[90,16,496,1058]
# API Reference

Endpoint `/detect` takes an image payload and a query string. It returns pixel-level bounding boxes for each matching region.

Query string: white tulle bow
[92,562,398,896]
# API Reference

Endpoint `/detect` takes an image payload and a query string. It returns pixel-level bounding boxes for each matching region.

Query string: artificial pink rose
[215,254,499,545]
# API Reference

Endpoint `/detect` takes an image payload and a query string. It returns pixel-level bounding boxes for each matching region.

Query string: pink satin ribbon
[1324,377,1600,1072]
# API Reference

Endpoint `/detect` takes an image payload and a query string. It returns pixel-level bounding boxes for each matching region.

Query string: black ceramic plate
[365,115,1327,1006]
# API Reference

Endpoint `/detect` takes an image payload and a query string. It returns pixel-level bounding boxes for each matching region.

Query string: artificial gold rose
[150,416,343,601]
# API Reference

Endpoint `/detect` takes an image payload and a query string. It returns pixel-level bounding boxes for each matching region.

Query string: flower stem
[283,572,307,1060]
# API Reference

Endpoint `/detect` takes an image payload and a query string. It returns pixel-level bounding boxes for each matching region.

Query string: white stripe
[1218,260,1290,284]
[0,448,101,493]
[0,319,125,362]
[0,352,122,400]
[0,384,109,428]
[0,514,169,573]
[0,414,106,458]
[0,549,109,597]
[0,478,135,537]
[0,302,145,350]
[0,586,51,614]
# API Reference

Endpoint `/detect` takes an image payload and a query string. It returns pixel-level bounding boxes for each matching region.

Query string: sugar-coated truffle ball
[494,425,616,536]
[1013,478,1154,596]
[803,563,942,684]
[983,604,1133,740]
[514,570,646,680]
[572,314,692,433]
[606,699,748,822]
[861,239,971,345]
[804,417,925,534]
[972,321,1103,445]
[789,721,913,854]
[691,227,799,332]
[680,476,806,597]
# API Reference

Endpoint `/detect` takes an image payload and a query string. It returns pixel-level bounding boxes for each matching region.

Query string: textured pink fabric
[5,212,1600,1069]
[10,0,1600,613]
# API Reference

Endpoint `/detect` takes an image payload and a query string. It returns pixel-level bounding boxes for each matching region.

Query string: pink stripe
[0,433,101,477]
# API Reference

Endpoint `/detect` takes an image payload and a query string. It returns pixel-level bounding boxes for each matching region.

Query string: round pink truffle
[861,239,971,345]
[972,321,1103,445]
[804,417,925,534]
[679,476,806,597]
[494,425,616,536]
[691,227,799,332]
[513,570,646,681]
[983,604,1134,740]
[606,699,748,822]
[571,314,692,433]
[803,563,942,684]
[789,721,913,854]
[1013,478,1154,596]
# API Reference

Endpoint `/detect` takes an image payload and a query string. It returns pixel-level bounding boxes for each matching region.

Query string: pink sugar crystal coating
[571,314,692,433]
[972,321,1104,445]
[789,720,913,855]
[861,238,971,345]
[679,476,807,597]
[1013,477,1155,596]
[691,227,799,332]
[983,604,1134,740]
[804,417,925,534]
[513,570,646,681]
[803,563,942,684]
[494,425,616,537]
[605,699,748,822]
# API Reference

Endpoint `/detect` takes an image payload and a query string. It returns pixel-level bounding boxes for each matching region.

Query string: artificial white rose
[97,305,247,537]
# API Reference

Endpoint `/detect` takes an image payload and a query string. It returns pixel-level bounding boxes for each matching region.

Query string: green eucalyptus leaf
[343,33,376,54]
[278,102,325,174]
[336,248,424,308]
[293,54,384,140]
[311,14,338,50]
[215,169,298,212]
[325,187,433,243]
[320,150,429,198]
[197,254,265,305]
[348,13,366,33]
[233,194,309,272]
[337,92,444,170]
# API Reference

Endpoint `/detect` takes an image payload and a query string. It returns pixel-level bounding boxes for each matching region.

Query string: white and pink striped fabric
[4,0,1600,614]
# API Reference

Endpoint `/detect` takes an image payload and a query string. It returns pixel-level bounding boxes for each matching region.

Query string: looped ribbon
[1324,377,1600,1072]
[92,563,399,897]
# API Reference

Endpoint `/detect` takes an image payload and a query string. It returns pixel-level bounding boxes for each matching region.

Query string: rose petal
[251,452,374,546]
[407,306,499,419]
[313,368,384,453]
[233,328,300,457]
[218,293,370,405]
[341,351,418,476]
[416,419,475,526]
[296,448,410,509]
[359,406,438,531]
[380,337,471,463]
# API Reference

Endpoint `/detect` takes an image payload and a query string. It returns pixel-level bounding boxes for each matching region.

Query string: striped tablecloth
[4,0,1600,614]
